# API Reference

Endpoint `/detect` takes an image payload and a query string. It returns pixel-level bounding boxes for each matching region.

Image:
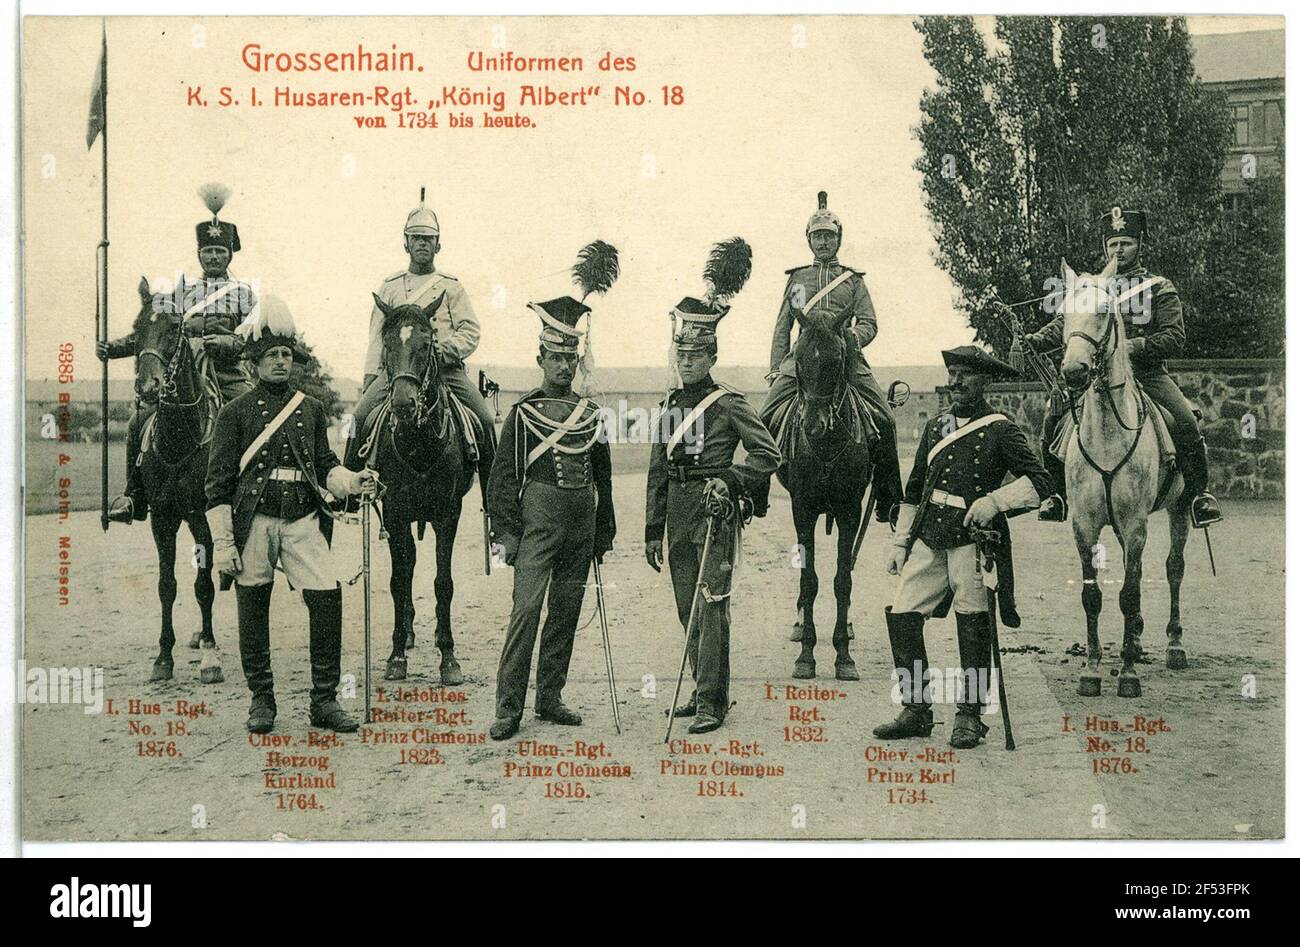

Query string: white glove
[205,504,241,576]
[886,541,909,576]
[963,496,1000,528]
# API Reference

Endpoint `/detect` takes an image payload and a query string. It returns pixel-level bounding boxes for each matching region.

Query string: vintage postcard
[17,13,1285,842]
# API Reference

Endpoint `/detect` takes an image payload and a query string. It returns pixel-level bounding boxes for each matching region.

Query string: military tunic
[893,399,1051,617]
[486,389,615,722]
[206,379,352,589]
[353,269,496,447]
[1025,266,1198,443]
[646,376,780,720]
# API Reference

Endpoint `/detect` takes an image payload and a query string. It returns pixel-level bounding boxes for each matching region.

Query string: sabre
[1203,527,1218,577]
[665,514,717,744]
[592,558,621,734]
[483,510,493,576]
[973,526,1015,750]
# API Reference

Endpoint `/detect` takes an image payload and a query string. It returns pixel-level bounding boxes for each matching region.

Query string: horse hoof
[1117,676,1142,698]
[1077,675,1102,697]
[200,666,225,684]
[187,632,203,650]
[789,623,803,643]
[149,659,173,683]
[1166,647,1188,670]
[834,661,860,682]
[405,632,416,649]
[384,657,407,681]
[439,657,464,687]
[792,661,815,680]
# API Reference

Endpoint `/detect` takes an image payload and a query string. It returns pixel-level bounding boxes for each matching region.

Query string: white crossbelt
[269,468,304,482]
[928,489,967,510]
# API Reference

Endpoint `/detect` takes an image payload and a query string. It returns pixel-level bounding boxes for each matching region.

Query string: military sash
[799,269,854,314]
[239,391,305,474]
[664,388,729,457]
[926,413,1007,465]
[524,398,593,469]
[406,271,446,308]
[182,281,240,321]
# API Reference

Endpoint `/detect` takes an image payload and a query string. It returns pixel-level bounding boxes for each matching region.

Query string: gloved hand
[963,496,1000,528]
[95,340,109,361]
[886,542,908,576]
[214,541,242,577]
[645,540,663,573]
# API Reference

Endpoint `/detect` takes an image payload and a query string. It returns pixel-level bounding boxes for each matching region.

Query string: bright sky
[22,14,1277,383]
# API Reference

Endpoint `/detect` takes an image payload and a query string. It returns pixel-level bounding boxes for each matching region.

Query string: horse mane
[131,291,183,336]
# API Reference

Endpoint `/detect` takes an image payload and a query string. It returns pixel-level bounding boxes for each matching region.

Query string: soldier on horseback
[760,191,903,521]
[1024,207,1222,529]
[98,183,255,523]
[205,297,376,734]
[345,190,497,501]
[874,346,1052,749]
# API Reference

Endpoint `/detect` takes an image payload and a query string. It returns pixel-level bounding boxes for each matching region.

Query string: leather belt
[668,465,729,484]
[928,489,967,510]
[269,467,305,482]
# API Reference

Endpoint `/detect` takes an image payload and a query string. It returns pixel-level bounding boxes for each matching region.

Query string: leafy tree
[914,16,1233,355]
[292,337,344,420]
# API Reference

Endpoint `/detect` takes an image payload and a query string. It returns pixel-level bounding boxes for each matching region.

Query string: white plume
[198,182,232,216]
[235,295,295,342]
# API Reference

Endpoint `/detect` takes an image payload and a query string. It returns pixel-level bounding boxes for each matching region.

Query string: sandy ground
[21,473,1284,841]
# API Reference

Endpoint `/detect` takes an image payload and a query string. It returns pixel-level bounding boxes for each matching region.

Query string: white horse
[1058,257,1193,698]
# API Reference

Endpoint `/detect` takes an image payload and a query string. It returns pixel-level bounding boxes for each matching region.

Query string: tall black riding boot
[952,612,993,749]
[1180,436,1222,528]
[872,418,904,523]
[477,428,498,509]
[873,608,934,739]
[304,587,359,732]
[108,409,149,523]
[1037,441,1068,522]
[235,583,276,733]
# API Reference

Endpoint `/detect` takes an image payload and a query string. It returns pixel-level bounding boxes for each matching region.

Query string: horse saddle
[357,388,485,467]
[1049,387,1177,469]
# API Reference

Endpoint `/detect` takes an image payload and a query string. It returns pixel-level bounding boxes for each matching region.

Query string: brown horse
[128,277,224,685]
[1058,258,1193,698]
[360,294,476,685]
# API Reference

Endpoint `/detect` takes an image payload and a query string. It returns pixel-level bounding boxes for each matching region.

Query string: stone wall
[913,359,1283,500]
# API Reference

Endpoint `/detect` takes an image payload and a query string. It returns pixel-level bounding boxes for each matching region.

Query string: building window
[1233,104,1251,146]
[1264,100,1283,146]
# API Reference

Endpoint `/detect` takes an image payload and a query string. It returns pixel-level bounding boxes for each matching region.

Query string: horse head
[792,305,853,442]
[1059,255,1121,391]
[374,291,446,422]
[131,276,190,404]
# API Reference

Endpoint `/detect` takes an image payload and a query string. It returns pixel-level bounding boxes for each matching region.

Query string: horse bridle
[794,326,855,470]
[136,312,202,408]
[383,324,449,438]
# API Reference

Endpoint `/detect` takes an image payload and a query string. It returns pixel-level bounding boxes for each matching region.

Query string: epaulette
[841,265,865,276]
[383,270,407,283]
[714,381,744,396]
[785,264,810,275]
[514,386,547,406]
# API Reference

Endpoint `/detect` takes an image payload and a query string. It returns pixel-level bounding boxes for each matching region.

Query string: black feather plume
[572,240,620,299]
[704,237,752,302]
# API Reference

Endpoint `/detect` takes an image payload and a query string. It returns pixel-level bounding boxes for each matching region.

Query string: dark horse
[129,277,224,685]
[361,293,475,685]
[779,307,877,682]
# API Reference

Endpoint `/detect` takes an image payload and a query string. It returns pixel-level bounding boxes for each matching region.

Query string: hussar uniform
[104,186,255,522]
[205,297,363,734]
[759,191,902,519]
[486,295,616,739]
[348,195,497,498]
[647,300,781,734]
[1025,207,1222,528]
[876,346,1051,749]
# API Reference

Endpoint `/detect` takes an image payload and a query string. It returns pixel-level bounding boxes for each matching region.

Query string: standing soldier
[345,190,497,505]
[760,191,902,521]
[1024,206,1222,528]
[486,278,617,742]
[205,296,376,734]
[874,346,1052,749]
[647,280,781,735]
[99,183,256,523]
